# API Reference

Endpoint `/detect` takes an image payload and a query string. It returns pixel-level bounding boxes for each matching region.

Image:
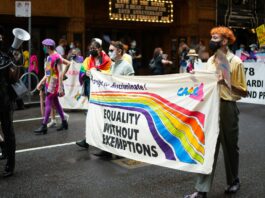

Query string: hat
[249,43,257,48]
[187,49,198,57]
[93,38,102,46]
[42,38,55,47]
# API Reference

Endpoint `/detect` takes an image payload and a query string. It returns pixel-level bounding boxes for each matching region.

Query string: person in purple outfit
[34,38,68,134]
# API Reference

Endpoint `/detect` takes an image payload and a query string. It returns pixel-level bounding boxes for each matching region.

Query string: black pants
[0,106,16,170]
[195,100,239,192]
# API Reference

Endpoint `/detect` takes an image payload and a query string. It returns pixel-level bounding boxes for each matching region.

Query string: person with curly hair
[184,26,247,198]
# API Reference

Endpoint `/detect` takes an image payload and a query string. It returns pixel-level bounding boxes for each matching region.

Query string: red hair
[210,26,236,44]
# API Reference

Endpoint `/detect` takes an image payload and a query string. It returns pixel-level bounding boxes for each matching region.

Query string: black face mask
[209,40,222,52]
[90,50,99,57]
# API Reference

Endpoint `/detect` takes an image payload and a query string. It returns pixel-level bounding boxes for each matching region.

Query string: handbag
[11,79,29,99]
[149,58,156,70]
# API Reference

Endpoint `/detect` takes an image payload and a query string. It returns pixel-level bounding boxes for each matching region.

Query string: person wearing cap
[0,25,18,177]
[186,49,200,72]
[34,38,68,134]
[185,26,247,198]
[76,38,112,149]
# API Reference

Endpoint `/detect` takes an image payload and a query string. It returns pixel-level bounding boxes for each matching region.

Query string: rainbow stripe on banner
[90,91,206,165]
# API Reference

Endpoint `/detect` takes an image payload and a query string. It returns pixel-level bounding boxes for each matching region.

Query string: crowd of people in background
[235,43,265,62]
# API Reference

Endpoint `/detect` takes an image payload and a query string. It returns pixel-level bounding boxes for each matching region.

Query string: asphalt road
[0,103,264,198]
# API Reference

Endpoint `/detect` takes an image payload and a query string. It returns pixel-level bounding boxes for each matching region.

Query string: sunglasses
[109,49,114,52]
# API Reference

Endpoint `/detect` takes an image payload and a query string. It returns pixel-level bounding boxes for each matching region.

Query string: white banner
[86,70,220,174]
[59,61,89,109]
[239,62,265,105]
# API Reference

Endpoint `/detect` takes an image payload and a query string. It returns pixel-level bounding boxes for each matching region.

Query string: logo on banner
[177,83,204,101]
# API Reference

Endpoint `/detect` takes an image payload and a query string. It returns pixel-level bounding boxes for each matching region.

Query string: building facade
[1,0,263,73]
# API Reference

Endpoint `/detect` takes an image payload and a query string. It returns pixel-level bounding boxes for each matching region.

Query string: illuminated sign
[109,0,173,23]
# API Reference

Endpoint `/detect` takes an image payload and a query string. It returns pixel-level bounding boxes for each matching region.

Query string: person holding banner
[76,38,112,149]
[92,40,135,158]
[185,26,247,198]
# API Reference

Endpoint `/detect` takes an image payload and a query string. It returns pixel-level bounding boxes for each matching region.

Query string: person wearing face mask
[248,43,258,62]
[76,38,112,149]
[108,41,134,76]
[186,49,200,73]
[235,44,249,62]
[93,41,134,158]
[185,26,247,198]
[128,40,142,74]
[34,38,68,134]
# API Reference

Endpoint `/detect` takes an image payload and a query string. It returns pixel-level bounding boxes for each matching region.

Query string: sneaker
[225,178,240,194]
[47,120,57,128]
[184,192,207,198]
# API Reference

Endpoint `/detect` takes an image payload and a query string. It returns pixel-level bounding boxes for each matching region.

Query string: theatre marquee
[109,0,173,23]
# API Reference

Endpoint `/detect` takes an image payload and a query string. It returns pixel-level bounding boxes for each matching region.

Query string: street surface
[0,103,264,198]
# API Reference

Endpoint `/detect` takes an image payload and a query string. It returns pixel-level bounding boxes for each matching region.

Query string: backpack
[149,58,156,70]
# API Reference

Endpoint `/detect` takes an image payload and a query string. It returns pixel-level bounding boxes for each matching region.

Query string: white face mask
[108,51,117,60]
[70,43,75,49]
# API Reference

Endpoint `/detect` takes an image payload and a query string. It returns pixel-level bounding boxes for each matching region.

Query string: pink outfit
[29,55,39,74]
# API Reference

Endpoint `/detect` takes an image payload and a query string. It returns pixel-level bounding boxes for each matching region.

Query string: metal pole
[28,16,31,103]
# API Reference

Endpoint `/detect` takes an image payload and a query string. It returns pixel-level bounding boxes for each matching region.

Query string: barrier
[239,62,265,105]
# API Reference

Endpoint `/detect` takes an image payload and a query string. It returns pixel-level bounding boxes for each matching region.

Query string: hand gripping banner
[86,70,220,174]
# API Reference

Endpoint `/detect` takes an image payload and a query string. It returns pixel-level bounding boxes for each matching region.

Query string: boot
[3,155,15,177]
[34,124,47,135]
[3,163,14,177]
[93,150,112,158]
[57,120,68,131]
[0,142,7,160]
[76,139,89,149]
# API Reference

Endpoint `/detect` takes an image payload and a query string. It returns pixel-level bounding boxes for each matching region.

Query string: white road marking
[13,115,60,123]
[16,142,76,153]
[10,115,76,154]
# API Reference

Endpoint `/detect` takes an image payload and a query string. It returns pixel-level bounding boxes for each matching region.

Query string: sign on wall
[109,0,173,23]
[256,24,265,47]
[15,1,31,17]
